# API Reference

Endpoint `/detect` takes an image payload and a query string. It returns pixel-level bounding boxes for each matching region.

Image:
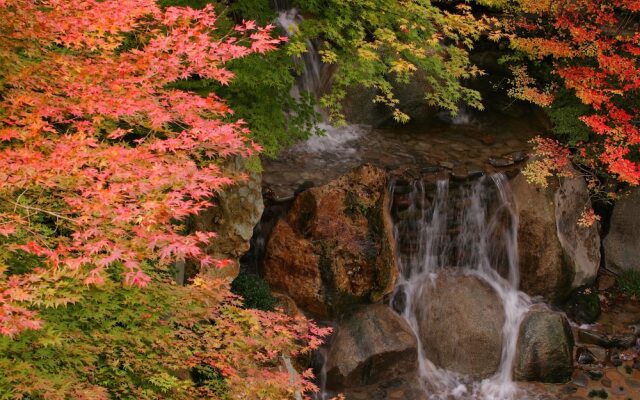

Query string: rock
[272,292,302,318]
[604,187,640,272]
[578,329,612,348]
[587,369,604,380]
[325,304,418,389]
[414,273,505,378]
[511,173,570,302]
[514,308,574,383]
[488,156,515,167]
[610,334,637,349]
[610,349,623,366]
[577,347,596,364]
[188,157,264,280]
[510,166,600,303]
[565,285,601,324]
[439,161,455,169]
[598,274,616,291]
[264,165,398,316]
[480,135,496,145]
[577,329,636,349]
[509,151,529,163]
[586,346,608,363]
[571,370,589,387]
[554,170,601,288]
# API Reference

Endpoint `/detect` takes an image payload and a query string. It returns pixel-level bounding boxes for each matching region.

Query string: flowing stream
[390,174,532,399]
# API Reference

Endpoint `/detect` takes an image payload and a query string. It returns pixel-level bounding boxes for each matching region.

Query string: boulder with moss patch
[263,165,398,317]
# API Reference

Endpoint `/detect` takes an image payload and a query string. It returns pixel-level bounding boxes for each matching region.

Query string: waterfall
[390,174,532,400]
[274,8,367,157]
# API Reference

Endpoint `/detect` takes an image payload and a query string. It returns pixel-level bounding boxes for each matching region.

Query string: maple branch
[0,197,77,224]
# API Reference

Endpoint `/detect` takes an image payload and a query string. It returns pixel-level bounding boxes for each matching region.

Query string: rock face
[414,273,505,378]
[554,172,601,287]
[188,157,264,280]
[510,168,600,303]
[514,307,574,383]
[263,165,398,316]
[604,187,640,272]
[325,304,418,390]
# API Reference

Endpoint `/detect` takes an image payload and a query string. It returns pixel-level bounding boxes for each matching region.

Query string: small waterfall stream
[390,174,532,399]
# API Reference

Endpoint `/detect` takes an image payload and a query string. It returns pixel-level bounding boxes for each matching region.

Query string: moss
[618,270,640,297]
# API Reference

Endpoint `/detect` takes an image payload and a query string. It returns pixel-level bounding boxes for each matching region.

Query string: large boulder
[514,306,574,383]
[510,168,600,303]
[325,304,418,390]
[414,273,505,378]
[604,187,640,272]
[263,165,398,316]
[186,157,264,281]
[555,171,601,287]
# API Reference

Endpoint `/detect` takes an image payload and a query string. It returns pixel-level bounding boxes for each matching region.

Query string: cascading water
[274,8,367,157]
[390,174,532,400]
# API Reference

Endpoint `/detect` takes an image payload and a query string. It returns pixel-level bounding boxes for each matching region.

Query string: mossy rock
[565,285,601,324]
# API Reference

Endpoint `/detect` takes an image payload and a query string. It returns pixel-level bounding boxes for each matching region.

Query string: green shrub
[231,273,277,311]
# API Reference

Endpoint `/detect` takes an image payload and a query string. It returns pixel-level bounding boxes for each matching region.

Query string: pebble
[439,161,455,169]
[587,369,604,380]
[488,156,515,167]
[578,347,597,364]
[572,370,589,387]
[611,334,636,349]
[598,275,616,291]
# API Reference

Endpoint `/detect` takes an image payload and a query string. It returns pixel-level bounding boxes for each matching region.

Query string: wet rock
[189,157,264,280]
[577,347,596,364]
[565,285,601,324]
[586,346,607,363]
[577,329,636,349]
[451,166,470,181]
[598,274,616,291]
[488,156,515,167]
[466,165,485,179]
[480,135,496,145]
[604,187,640,272]
[510,165,600,303]
[264,165,398,316]
[610,349,623,366]
[514,307,574,383]
[611,334,637,349]
[554,170,601,288]
[439,161,455,169]
[571,370,589,387]
[509,151,529,163]
[578,329,612,348]
[511,173,570,302]
[415,273,505,378]
[587,369,604,380]
[325,304,418,389]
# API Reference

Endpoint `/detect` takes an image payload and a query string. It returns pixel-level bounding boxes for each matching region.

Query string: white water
[275,9,369,157]
[390,174,532,400]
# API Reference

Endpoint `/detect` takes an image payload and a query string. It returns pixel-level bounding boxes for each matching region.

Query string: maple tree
[501,0,640,192]
[0,0,285,334]
[0,0,332,397]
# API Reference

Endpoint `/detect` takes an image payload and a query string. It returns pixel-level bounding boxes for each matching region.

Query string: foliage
[231,273,277,311]
[0,0,288,335]
[618,270,640,297]
[288,0,504,124]
[502,0,640,188]
[0,272,330,399]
